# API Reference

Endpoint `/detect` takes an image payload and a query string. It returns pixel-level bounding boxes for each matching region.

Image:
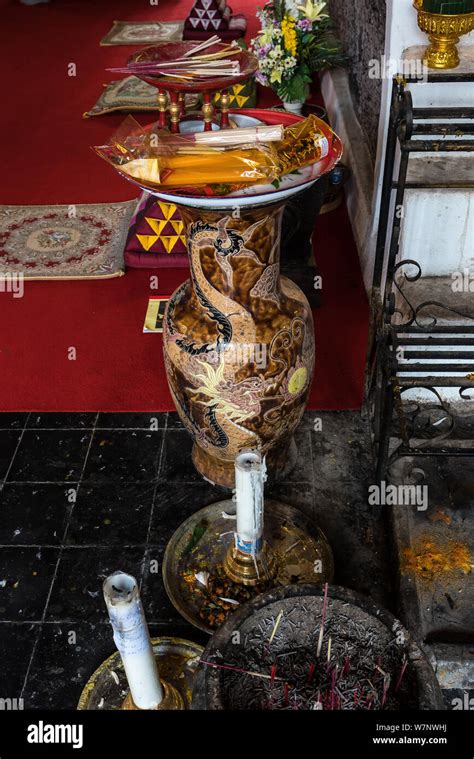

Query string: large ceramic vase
[163,199,315,488]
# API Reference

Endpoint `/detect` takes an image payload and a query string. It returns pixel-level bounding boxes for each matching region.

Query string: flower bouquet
[251,1,344,108]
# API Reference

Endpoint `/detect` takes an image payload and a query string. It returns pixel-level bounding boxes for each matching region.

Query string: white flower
[285,0,303,17]
[269,45,283,59]
[297,0,328,22]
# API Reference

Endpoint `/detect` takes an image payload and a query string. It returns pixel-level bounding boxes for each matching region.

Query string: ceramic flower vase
[163,199,315,488]
[281,98,306,116]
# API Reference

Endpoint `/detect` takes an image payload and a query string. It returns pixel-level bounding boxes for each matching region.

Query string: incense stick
[182,35,221,57]
[200,659,286,682]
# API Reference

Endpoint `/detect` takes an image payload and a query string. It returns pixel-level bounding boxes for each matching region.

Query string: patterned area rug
[83,77,200,118]
[0,201,136,279]
[100,20,184,46]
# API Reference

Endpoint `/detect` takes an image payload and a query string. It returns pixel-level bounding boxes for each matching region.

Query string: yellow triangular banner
[145,217,167,236]
[233,83,245,95]
[137,234,159,251]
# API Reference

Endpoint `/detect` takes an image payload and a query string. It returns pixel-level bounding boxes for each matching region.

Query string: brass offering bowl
[162,499,334,634]
[414,0,474,69]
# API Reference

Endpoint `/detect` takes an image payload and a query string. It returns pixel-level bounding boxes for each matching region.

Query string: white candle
[234,450,266,555]
[103,572,163,709]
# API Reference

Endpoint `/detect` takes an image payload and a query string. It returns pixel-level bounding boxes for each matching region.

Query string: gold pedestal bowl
[414,0,474,69]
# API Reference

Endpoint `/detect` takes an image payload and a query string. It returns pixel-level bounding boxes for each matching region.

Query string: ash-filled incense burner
[192,584,444,710]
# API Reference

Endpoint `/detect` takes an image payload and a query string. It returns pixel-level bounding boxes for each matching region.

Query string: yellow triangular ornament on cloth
[145,217,167,236]
[136,234,159,251]
[157,201,177,220]
[162,236,180,253]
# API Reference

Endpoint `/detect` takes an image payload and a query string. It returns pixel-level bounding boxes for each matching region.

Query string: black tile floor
[0,410,395,709]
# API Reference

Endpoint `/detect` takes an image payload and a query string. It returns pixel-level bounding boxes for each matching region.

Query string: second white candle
[234,449,266,554]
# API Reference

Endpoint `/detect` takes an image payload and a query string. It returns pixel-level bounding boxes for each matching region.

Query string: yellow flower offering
[281,14,298,56]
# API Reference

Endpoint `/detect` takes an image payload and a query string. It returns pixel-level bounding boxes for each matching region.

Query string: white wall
[370,0,474,286]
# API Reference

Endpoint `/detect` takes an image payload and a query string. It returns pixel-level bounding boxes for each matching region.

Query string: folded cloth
[183,0,246,40]
[183,22,246,41]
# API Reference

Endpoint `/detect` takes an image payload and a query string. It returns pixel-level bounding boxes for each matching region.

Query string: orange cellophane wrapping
[93,116,279,191]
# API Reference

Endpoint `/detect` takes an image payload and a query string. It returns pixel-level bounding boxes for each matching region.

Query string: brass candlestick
[77,638,203,710]
[122,680,183,710]
[163,499,334,634]
[223,539,277,587]
[414,0,474,69]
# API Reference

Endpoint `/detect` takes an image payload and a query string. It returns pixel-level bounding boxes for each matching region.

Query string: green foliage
[277,65,312,101]
[183,520,207,555]
[271,0,286,21]
[304,31,347,72]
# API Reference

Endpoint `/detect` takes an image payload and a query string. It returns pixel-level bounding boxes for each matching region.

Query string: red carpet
[0,0,368,412]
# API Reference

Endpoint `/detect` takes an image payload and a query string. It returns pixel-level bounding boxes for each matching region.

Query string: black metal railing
[366,75,474,481]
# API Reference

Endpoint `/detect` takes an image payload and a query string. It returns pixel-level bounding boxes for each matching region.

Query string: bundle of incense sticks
[108,39,241,81]
[182,125,284,146]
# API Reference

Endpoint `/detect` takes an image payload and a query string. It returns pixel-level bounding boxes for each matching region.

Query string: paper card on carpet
[143,297,169,333]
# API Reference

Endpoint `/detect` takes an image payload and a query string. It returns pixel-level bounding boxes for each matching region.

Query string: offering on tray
[108,37,244,83]
[93,114,341,196]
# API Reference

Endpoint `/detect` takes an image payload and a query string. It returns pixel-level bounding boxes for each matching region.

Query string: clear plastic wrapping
[275,114,331,177]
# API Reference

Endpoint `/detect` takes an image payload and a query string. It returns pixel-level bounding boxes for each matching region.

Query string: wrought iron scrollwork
[392,259,474,328]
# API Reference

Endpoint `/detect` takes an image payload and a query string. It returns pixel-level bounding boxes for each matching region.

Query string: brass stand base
[425,34,460,69]
[77,638,203,710]
[223,542,278,587]
[122,680,184,710]
[163,499,334,634]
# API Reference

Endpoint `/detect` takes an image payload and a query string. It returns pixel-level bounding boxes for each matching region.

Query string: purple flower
[297,18,313,32]
[255,71,269,85]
